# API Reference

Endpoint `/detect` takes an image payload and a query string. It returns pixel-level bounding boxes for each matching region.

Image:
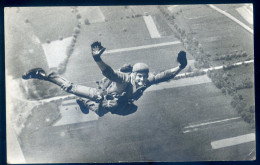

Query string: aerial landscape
[5,4,254,163]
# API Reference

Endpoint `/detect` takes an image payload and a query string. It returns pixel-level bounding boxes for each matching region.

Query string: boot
[22,68,73,92]
[22,68,47,80]
[76,98,90,114]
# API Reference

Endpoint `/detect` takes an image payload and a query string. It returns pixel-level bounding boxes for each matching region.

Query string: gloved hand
[177,50,187,69]
[91,41,106,62]
[102,99,118,109]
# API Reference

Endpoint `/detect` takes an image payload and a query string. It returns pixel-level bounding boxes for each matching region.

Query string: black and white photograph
[5,4,255,163]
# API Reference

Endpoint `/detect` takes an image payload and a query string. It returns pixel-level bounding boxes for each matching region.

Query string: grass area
[19,101,62,143]
[100,6,134,21]
[6,74,64,138]
[158,5,255,127]
[214,4,253,29]
[77,17,154,49]
[6,94,38,136]
[18,7,78,43]
[151,83,238,125]
[153,14,174,37]
[5,8,49,78]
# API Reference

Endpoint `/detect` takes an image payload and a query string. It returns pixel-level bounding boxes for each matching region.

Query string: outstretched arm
[91,41,127,83]
[149,51,187,84]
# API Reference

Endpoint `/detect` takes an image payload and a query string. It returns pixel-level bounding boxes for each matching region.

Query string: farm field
[160,4,254,127]
[19,82,254,162]
[213,4,253,28]
[163,5,254,59]
[5,4,255,163]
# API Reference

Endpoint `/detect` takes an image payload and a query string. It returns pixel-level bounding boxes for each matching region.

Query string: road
[16,5,255,163]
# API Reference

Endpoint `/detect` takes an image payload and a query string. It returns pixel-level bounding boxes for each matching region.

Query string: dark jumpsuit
[47,64,181,116]
[67,64,181,116]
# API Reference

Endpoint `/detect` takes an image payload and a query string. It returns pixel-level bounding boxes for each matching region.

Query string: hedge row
[208,68,253,93]
[57,11,83,74]
[214,51,248,61]
[207,68,255,128]
[231,94,255,127]
[158,6,210,69]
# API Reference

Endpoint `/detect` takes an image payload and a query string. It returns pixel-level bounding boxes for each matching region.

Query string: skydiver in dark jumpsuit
[22,41,187,117]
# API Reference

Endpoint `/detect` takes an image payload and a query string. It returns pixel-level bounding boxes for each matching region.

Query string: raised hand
[91,41,106,61]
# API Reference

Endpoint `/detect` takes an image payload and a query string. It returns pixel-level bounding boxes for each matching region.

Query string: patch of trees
[207,67,255,127]
[231,94,255,127]
[208,68,253,94]
[57,10,83,74]
[213,51,248,61]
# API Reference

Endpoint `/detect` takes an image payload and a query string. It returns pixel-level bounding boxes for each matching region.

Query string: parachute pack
[96,64,133,91]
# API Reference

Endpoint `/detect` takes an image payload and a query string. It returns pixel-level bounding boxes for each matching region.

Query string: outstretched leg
[22,68,102,101]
